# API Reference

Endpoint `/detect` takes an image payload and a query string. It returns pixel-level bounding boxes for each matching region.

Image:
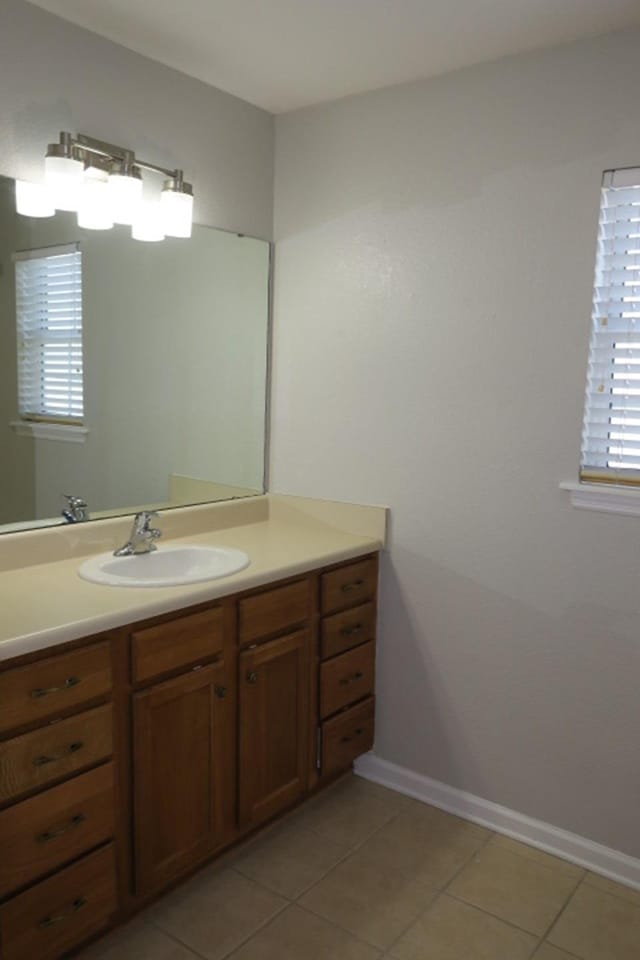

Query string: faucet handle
[63,494,87,508]
[133,511,161,536]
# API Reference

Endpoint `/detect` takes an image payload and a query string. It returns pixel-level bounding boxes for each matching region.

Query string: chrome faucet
[62,494,88,523]
[114,511,162,557]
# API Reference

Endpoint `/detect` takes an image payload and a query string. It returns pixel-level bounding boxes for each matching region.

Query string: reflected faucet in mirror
[114,511,162,557]
[61,495,88,523]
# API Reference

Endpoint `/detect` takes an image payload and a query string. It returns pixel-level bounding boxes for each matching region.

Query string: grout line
[294,901,394,954]
[148,880,290,960]
[582,872,640,907]
[143,918,210,960]
[532,872,590,958]
[440,827,496,895]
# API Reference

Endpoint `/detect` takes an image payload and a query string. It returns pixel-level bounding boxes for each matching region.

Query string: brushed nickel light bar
[16,131,194,241]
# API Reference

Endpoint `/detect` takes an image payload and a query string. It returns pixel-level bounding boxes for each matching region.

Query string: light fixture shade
[44,154,84,211]
[160,180,193,238]
[108,165,143,225]
[77,166,114,230]
[131,202,165,242]
[15,180,55,218]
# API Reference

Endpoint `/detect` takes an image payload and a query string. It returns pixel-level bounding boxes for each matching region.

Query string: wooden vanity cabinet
[133,661,230,895]
[0,635,119,960]
[238,628,310,828]
[131,602,236,897]
[0,552,378,960]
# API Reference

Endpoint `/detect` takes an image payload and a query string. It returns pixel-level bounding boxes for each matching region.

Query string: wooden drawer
[132,607,224,684]
[0,704,113,805]
[0,843,117,960]
[0,763,115,898]
[239,579,310,646]
[0,642,111,735]
[321,556,377,615]
[321,698,375,779]
[321,602,376,660]
[320,641,375,719]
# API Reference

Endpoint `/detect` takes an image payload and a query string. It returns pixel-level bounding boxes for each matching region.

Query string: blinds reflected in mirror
[14,243,84,424]
[581,167,640,485]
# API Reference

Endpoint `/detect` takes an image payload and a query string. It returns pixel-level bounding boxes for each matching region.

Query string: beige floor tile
[350,775,415,809]
[349,803,490,889]
[532,944,579,959]
[548,881,640,960]
[148,865,287,960]
[488,835,584,879]
[448,842,579,935]
[76,917,199,959]
[229,904,381,959]
[231,820,349,898]
[299,853,437,949]
[583,871,640,907]
[291,775,402,847]
[388,894,537,960]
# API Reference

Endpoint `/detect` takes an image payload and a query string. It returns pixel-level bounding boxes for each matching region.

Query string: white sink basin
[78,544,250,588]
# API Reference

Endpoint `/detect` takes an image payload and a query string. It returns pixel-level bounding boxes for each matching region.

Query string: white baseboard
[354,753,640,891]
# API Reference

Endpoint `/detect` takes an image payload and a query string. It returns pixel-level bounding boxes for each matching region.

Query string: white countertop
[0,494,386,662]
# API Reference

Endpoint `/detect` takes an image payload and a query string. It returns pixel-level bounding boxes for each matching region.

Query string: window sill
[560,481,640,517]
[10,421,88,444]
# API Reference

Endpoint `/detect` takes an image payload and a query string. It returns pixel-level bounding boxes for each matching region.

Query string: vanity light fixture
[16,131,194,240]
[15,180,55,218]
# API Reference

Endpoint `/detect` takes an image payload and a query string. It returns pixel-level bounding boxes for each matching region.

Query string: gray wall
[271,31,640,858]
[0,0,273,239]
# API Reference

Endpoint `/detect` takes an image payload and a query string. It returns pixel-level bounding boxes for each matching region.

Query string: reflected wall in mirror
[0,175,270,534]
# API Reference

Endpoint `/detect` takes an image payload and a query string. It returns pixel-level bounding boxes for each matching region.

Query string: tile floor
[77,775,640,960]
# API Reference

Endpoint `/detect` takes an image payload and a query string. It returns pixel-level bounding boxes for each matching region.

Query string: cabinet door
[238,630,309,828]
[133,662,229,895]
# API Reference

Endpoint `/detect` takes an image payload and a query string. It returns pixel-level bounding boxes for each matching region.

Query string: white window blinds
[14,243,84,424]
[581,168,640,485]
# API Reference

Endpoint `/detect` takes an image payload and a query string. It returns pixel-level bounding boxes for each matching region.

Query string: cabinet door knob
[30,676,80,699]
[246,671,258,684]
[38,896,87,928]
[340,670,364,686]
[215,685,228,699]
[32,740,84,767]
[341,579,365,593]
[340,728,364,744]
[37,813,86,844]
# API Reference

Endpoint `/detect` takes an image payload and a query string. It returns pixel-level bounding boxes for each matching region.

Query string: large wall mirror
[0,175,270,534]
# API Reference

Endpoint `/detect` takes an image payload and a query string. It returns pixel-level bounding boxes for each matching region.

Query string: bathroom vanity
[0,496,383,960]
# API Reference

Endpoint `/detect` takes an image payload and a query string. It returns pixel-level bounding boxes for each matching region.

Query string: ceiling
[29,0,640,114]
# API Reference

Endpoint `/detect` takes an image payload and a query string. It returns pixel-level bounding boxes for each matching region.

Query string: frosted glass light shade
[77,168,114,230]
[44,155,84,211]
[160,189,193,238]
[108,171,143,225]
[131,202,165,242]
[15,180,55,218]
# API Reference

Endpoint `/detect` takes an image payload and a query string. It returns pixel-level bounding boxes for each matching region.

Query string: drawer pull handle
[340,670,364,686]
[247,671,258,684]
[215,685,228,699]
[340,624,363,637]
[37,813,86,844]
[340,728,364,744]
[38,896,87,928]
[30,676,81,699]
[341,579,365,593]
[33,741,84,767]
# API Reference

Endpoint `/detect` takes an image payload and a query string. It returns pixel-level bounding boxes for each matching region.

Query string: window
[581,167,640,486]
[14,243,84,425]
